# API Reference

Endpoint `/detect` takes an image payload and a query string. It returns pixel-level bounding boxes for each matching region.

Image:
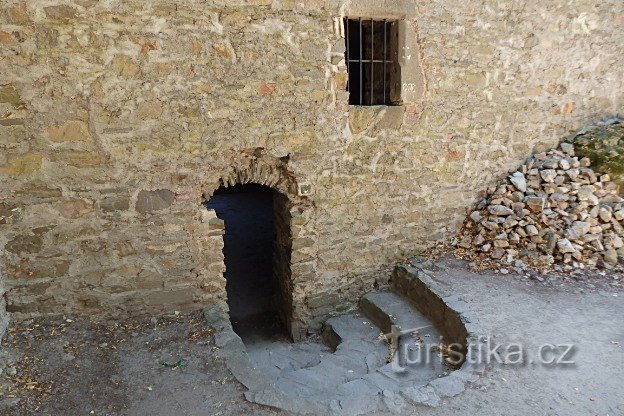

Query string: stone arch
[200,149,309,206]
[197,150,314,341]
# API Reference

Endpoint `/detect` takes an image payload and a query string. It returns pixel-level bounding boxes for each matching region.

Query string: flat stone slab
[246,337,330,379]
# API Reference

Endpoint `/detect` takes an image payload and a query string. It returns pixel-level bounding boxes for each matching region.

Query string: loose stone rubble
[456,142,624,271]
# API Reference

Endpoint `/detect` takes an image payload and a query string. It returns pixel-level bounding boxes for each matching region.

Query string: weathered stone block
[11,281,52,296]
[135,189,175,213]
[46,121,93,142]
[100,196,130,212]
[2,153,42,176]
[0,84,25,108]
[57,199,92,219]
[144,288,196,307]
[348,106,377,134]
[7,2,30,24]
[372,106,405,133]
[113,55,140,77]
[14,183,62,198]
[258,83,277,96]
[292,237,314,250]
[53,151,105,167]
[5,235,43,254]
[136,100,164,120]
[44,5,78,20]
[114,241,136,257]
[307,293,340,309]
[6,259,70,280]
[0,125,27,147]
[0,31,17,45]
[208,217,225,229]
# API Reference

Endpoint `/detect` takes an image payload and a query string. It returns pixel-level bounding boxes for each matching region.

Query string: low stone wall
[388,262,489,407]
[390,264,475,356]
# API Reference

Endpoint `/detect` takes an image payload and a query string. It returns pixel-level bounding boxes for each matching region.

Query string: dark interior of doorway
[205,183,289,342]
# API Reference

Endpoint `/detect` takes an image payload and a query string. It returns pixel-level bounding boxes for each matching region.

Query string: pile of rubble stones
[457,142,624,271]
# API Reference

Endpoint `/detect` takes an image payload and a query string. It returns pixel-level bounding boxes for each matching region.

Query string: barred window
[344,18,401,106]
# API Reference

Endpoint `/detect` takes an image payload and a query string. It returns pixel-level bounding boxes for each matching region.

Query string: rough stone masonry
[0,0,623,339]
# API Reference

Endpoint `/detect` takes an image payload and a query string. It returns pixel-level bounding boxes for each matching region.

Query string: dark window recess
[344,18,401,106]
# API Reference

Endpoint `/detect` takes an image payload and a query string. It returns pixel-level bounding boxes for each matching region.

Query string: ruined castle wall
[1,0,623,332]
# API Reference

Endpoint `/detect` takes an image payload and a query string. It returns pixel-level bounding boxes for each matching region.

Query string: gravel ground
[0,256,622,416]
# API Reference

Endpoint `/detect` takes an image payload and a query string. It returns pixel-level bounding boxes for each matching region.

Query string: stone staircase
[212,264,487,415]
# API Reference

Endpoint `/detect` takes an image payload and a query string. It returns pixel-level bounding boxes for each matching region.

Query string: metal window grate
[344,18,399,106]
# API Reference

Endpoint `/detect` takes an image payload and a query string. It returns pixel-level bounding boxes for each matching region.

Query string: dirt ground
[1,256,623,416]
[0,311,280,416]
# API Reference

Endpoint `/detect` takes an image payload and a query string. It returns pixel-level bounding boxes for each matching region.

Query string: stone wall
[1,0,623,334]
[272,190,297,336]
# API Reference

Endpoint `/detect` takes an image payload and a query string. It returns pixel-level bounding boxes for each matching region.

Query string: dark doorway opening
[205,183,292,342]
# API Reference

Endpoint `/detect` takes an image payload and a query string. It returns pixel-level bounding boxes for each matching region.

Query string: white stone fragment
[488,205,514,216]
[540,169,557,183]
[509,172,527,192]
[556,238,575,253]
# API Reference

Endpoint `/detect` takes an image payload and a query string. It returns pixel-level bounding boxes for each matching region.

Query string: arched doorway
[205,183,293,341]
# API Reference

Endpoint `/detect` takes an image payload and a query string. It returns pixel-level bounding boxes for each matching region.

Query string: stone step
[232,271,483,414]
[359,290,450,389]
[323,313,389,373]
[251,289,457,409]
[360,291,436,334]
[322,312,380,349]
